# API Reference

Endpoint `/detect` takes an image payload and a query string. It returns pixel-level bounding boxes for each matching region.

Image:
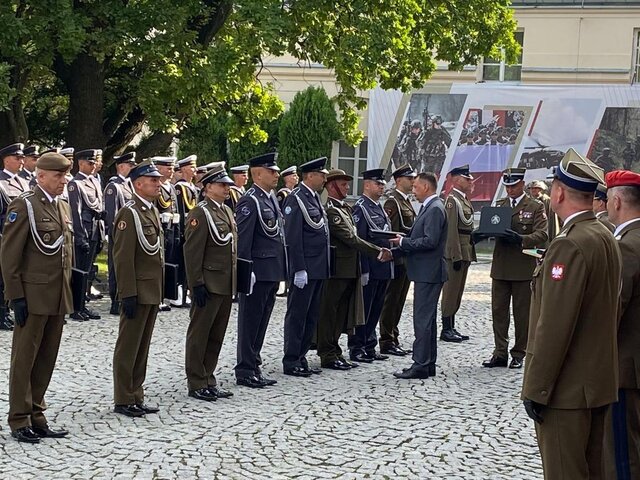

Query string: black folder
[236,258,254,294]
[71,268,88,312]
[164,263,179,300]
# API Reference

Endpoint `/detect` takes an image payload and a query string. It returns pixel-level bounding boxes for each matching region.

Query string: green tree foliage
[278,87,340,168]
[227,113,281,166]
[0,1,518,162]
[177,113,229,166]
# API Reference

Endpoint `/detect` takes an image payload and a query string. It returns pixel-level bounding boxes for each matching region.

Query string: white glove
[248,272,256,296]
[361,272,370,287]
[293,270,308,289]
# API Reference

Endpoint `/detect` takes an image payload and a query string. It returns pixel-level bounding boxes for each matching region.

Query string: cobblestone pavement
[0,260,543,479]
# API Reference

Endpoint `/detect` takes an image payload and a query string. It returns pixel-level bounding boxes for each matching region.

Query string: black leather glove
[504,229,523,245]
[523,399,544,424]
[471,231,487,244]
[122,296,137,319]
[192,284,209,308]
[453,260,463,271]
[11,298,28,327]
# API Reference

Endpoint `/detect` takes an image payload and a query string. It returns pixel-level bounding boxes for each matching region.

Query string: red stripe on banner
[528,100,543,136]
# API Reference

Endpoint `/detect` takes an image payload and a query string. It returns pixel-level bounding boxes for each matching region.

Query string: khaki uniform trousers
[491,279,531,360]
[113,304,159,405]
[379,265,411,350]
[441,259,470,318]
[185,294,232,390]
[603,388,640,480]
[8,314,64,431]
[536,405,608,480]
[317,278,355,364]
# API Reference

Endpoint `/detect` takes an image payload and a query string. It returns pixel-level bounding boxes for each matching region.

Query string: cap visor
[267,165,280,172]
[143,171,163,178]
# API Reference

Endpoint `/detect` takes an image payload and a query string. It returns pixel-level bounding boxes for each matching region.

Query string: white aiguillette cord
[24,197,64,255]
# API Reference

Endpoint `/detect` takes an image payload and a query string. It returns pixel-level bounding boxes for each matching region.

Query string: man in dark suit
[281,157,330,377]
[390,172,448,379]
[234,153,286,388]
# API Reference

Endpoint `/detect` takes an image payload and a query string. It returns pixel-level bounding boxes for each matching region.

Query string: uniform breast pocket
[214,221,229,234]
[518,218,534,233]
[36,223,60,245]
[142,224,158,242]
[262,209,276,228]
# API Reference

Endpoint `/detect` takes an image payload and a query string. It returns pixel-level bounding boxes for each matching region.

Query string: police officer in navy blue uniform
[18,145,39,188]
[281,157,330,377]
[234,152,287,388]
[67,149,103,321]
[348,169,394,362]
[103,152,136,314]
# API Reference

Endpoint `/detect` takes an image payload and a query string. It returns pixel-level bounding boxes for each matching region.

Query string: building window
[482,31,524,82]
[337,139,368,197]
[633,29,640,83]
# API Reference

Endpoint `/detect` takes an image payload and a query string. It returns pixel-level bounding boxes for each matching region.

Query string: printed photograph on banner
[516,97,602,183]
[445,107,526,203]
[588,107,640,173]
[389,93,467,177]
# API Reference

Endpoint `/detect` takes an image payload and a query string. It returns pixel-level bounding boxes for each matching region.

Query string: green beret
[36,152,72,172]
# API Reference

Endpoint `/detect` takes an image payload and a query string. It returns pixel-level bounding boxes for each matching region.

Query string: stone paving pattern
[0,260,543,479]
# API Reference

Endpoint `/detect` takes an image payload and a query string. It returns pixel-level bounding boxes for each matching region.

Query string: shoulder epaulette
[123,200,135,208]
[197,200,207,208]
[108,176,118,182]
[19,191,35,199]
[355,197,365,206]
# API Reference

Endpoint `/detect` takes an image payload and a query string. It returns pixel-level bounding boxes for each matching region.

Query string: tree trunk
[63,53,107,150]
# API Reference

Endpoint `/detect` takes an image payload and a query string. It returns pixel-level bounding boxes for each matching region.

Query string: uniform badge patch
[106,188,113,195]
[284,206,292,215]
[117,220,127,231]
[446,201,454,209]
[551,264,565,281]
[43,233,51,242]
[241,206,250,216]
[353,214,360,223]
[190,218,198,227]
[68,185,75,192]
[8,212,17,223]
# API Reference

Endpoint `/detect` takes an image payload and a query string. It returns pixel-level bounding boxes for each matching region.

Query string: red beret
[606,170,640,188]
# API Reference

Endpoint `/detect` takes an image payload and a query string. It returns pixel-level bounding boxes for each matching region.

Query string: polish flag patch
[551,264,565,281]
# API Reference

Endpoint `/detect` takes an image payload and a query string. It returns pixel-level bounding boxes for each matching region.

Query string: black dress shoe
[256,374,277,386]
[236,376,265,389]
[366,352,389,361]
[109,301,121,315]
[453,328,470,341]
[87,292,104,301]
[440,328,463,343]
[81,307,101,320]
[114,404,146,417]
[393,366,431,379]
[0,319,14,330]
[188,388,217,401]
[509,358,523,369]
[322,360,351,371]
[69,311,88,322]
[11,426,41,443]
[283,366,312,377]
[339,357,359,368]
[482,356,508,368]
[350,352,374,363]
[301,366,322,375]
[209,386,233,398]
[159,304,171,312]
[137,403,160,414]
[32,425,69,438]
[380,345,407,356]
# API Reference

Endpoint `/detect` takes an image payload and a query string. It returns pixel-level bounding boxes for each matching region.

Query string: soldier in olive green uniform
[483,168,548,369]
[112,161,165,418]
[379,164,416,355]
[522,150,621,479]
[2,152,73,443]
[440,165,476,343]
[593,183,615,233]
[603,169,640,479]
[184,167,237,402]
[316,169,391,370]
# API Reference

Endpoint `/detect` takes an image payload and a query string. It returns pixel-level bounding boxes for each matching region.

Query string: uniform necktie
[512,198,517,208]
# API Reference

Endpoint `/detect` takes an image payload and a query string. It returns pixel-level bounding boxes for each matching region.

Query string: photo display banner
[368,83,640,204]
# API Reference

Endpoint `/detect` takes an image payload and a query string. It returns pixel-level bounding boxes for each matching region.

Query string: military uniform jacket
[68,172,104,246]
[522,211,622,408]
[326,197,381,279]
[103,175,133,237]
[0,171,32,231]
[615,219,640,390]
[225,185,244,211]
[235,185,286,282]
[184,198,237,296]
[18,169,37,189]
[596,210,616,233]
[175,179,199,235]
[113,195,165,305]
[1,186,73,315]
[282,184,330,280]
[444,189,476,263]
[353,195,394,280]
[490,195,548,281]
[383,189,415,266]
[157,181,180,234]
